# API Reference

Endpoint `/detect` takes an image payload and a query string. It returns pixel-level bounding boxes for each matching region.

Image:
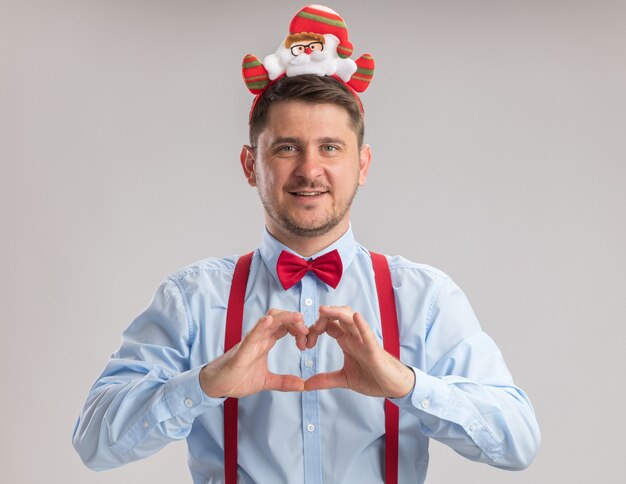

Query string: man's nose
[304,47,313,55]
[295,149,324,180]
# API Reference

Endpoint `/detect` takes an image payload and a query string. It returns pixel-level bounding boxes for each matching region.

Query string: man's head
[241,75,371,250]
[249,74,364,150]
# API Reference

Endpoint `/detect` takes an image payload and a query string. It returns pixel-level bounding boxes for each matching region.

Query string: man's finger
[306,314,332,348]
[244,315,275,344]
[319,306,363,342]
[264,372,306,392]
[307,306,356,348]
[259,311,309,350]
[281,314,309,351]
[352,312,376,345]
[318,306,357,334]
[335,314,363,343]
[267,310,308,334]
[304,370,347,391]
[305,326,320,349]
[318,305,354,322]
[325,320,344,339]
[311,306,350,334]
[287,327,308,351]
[244,312,307,353]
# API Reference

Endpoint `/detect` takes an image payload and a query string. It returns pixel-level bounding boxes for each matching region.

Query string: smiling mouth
[290,191,327,197]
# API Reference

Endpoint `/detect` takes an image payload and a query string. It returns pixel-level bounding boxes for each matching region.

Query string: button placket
[299,272,322,481]
[300,272,318,378]
[299,272,317,324]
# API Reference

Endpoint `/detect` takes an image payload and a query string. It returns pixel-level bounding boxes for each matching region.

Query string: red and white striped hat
[288,4,354,59]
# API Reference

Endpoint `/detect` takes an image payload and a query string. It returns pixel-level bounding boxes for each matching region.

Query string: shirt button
[304,298,313,307]
[184,398,194,408]
[305,359,314,368]
[421,398,430,409]
[307,423,315,432]
[143,421,149,428]
[469,423,478,432]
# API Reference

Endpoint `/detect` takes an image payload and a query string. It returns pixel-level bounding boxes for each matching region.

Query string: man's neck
[267,223,350,258]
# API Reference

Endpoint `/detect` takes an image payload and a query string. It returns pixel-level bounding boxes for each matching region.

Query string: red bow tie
[276,249,343,290]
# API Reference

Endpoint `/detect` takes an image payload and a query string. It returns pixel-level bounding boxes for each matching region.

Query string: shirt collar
[258,224,357,291]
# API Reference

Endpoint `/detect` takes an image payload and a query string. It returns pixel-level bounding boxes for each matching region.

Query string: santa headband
[242,4,375,115]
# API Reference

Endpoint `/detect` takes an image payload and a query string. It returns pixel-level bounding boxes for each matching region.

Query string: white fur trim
[308,5,340,16]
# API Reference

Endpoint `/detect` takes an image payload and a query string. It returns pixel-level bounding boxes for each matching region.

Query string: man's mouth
[291,191,326,196]
[288,189,330,201]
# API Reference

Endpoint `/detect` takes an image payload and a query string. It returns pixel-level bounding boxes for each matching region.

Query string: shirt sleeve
[390,274,540,470]
[72,276,225,470]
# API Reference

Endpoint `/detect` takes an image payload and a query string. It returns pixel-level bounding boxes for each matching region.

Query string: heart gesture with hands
[200,306,415,400]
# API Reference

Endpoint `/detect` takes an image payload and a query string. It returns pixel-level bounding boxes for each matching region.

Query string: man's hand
[304,306,416,399]
[200,310,309,398]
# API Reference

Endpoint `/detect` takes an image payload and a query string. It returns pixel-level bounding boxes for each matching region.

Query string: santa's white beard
[284,50,337,77]
[289,50,325,66]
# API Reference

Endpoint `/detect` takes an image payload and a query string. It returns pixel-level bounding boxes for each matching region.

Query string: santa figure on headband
[242,4,374,94]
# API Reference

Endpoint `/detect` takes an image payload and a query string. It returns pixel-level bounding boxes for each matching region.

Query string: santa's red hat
[289,5,354,58]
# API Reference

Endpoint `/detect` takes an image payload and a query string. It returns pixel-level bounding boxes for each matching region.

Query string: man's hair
[249,74,364,149]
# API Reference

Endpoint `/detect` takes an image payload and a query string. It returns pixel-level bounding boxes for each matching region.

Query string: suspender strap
[371,252,400,484]
[224,252,254,484]
[222,250,400,483]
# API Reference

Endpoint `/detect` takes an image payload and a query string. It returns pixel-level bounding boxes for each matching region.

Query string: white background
[2,1,625,482]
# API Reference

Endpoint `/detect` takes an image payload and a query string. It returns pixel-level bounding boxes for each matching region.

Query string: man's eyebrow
[271,137,302,146]
[318,137,346,146]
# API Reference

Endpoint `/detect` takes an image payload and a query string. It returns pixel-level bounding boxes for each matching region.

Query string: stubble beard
[259,180,359,239]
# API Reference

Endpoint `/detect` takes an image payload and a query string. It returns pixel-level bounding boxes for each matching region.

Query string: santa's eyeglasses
[290,41,324,56]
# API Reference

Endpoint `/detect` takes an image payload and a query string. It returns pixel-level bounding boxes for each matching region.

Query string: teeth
[295,192,322,196]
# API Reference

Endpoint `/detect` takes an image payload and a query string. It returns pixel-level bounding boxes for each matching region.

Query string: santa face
[266,34,341,79]
[287,42,327,68]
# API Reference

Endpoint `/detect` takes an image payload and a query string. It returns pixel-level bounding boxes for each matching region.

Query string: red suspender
[223,251,399,483]
[224,252,254,484]
[371,252,400,484]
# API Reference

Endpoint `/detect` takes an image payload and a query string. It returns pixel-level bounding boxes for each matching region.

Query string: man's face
[241,101,370,242]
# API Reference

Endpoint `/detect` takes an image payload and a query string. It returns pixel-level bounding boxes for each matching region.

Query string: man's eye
[321,145,338,152]
[278,145,297,152]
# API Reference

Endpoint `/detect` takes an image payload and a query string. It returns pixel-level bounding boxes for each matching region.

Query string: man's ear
[358,144,372,186]
[240,145,257,187]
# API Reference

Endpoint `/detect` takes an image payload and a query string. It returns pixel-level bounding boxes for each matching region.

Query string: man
[73,6,540,484]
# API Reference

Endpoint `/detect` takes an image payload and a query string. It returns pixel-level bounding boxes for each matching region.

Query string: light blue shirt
[73,226,540,483]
